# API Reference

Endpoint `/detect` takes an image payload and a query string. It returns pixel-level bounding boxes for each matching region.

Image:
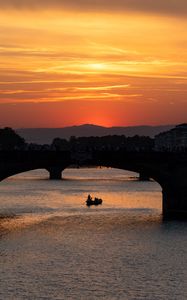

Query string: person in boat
[94,197,102,204]
[87,194,92,201]
[86,194,102,205]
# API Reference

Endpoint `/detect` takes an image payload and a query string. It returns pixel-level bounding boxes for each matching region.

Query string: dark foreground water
[0,168,187,300]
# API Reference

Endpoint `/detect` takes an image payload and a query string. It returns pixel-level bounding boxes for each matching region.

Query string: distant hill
[17,124,175,144]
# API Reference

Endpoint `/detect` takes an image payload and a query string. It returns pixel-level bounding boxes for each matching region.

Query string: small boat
[86,195,103,206]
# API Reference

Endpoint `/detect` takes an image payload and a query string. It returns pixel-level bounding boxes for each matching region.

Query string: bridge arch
[92,162,165,190]
[0,150,187,219]
[0,150,72,182]
[0,165,72,182]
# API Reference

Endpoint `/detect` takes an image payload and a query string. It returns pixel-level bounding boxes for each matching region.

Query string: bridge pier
[139,172,150,181]
[162,181,187,220]
[47,167,63,180]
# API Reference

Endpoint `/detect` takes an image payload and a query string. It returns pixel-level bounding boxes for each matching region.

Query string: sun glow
[88,63,107,71]
[0,8,186,127]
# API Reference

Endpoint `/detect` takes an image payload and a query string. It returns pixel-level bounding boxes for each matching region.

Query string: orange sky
[0,2,187,127]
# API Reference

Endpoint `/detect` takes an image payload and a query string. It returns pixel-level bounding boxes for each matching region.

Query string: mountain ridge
[17,124,175,144]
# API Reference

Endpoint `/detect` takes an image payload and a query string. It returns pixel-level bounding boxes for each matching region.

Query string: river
[0,168,187,299]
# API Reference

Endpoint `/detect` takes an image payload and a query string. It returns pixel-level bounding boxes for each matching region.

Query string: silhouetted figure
[87,194,92,201]
[86,195,103,206]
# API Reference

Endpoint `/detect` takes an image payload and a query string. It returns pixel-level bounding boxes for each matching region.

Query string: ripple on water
[0,168,187,299]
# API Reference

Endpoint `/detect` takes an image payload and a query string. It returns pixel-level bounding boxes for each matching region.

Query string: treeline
[0,127,26,150]
[0,127,154,152]
[51,135,154,152]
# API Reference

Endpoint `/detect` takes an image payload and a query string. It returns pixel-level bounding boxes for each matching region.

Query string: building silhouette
[155,124,187,152]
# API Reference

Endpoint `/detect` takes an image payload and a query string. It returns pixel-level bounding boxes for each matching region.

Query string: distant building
[155,124,187,151]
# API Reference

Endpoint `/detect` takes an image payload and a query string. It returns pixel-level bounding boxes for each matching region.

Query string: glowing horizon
[0,3,186,128]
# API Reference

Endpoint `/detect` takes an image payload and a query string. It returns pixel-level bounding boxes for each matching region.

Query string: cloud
[0,0,186,16]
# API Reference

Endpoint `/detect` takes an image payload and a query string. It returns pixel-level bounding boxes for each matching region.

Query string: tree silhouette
[0,127,26,150]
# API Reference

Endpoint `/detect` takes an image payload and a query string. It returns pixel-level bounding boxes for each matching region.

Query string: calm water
[0,168,187,300]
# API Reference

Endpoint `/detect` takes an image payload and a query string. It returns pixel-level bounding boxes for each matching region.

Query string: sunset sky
[0,0,187,128]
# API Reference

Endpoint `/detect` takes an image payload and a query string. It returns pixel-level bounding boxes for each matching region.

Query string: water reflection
[0,168,162,235]
[1,169,186,299]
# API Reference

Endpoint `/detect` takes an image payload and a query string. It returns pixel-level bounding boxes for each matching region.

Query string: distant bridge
[0,150,187,220]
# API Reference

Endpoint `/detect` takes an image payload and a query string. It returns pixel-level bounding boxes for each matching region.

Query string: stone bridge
[0,150,187,220]
[0,151,71,181]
